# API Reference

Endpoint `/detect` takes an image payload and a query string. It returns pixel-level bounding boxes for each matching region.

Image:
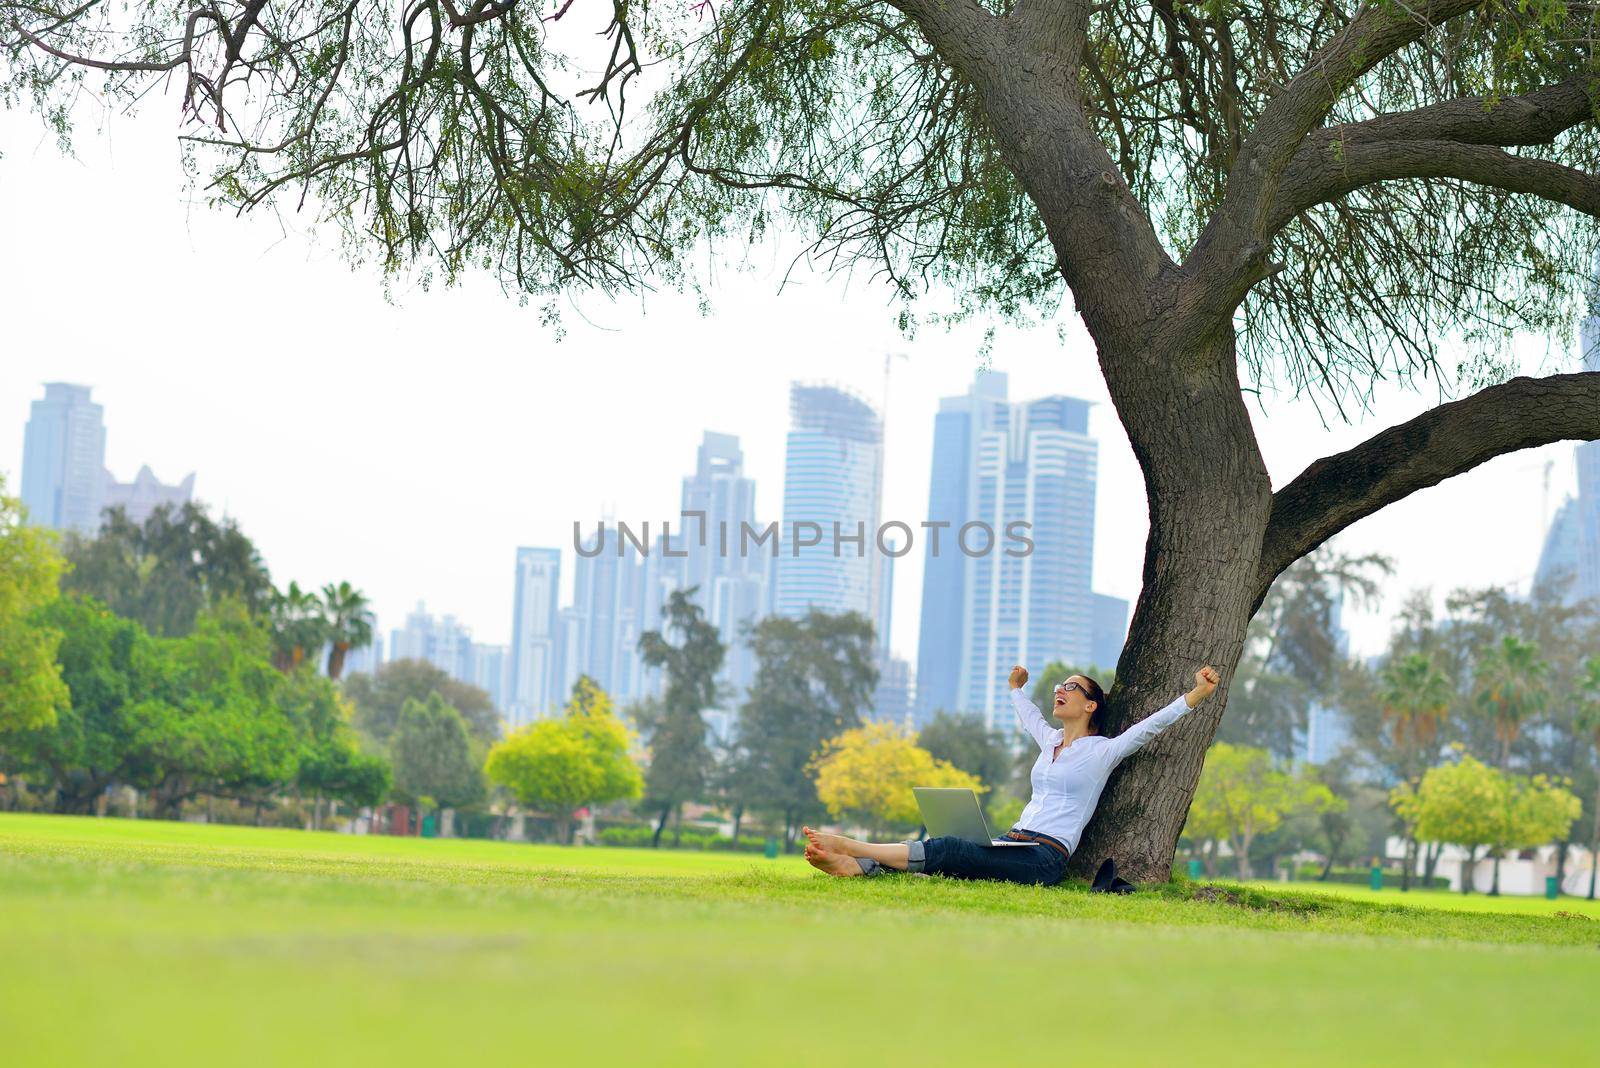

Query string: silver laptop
[912,787,1031,847]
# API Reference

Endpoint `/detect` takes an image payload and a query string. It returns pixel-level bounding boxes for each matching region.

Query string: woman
[803,663,1221,885]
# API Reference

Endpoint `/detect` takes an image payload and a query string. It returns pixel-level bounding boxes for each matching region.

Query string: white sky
[0,102,1585,664]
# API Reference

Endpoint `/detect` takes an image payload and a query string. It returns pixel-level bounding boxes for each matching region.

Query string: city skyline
[2,104,1587,670]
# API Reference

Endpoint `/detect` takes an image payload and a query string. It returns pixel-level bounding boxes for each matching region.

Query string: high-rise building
[870,654,914,730]
[509,547,563,726]
[679,432,768,699]
[1535,292,1600,605]
[1090,593,1130,673]
[20,383,195,533]
[389,602,475,680]
[774,383,885,632]
[914,372,1100,728]
[21,382,107,532]
[565,525,672,706]
[103,465,195,526]
[471,643,509,713]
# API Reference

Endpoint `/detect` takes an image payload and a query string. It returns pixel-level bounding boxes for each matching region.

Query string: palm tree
[269,581,327,673]
[322,581,375,681]
[1380,652,1452,890]
[1474,635,1550,770]
[1574,657,1600,902]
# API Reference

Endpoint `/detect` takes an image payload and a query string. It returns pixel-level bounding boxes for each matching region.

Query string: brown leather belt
[1002,829,1071,862]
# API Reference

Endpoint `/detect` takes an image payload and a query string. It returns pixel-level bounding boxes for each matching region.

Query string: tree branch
[1269,139,1600,233]
[1309,76,1598,150]
[1186,0,1485,308]
[883,0,999,76]
[1257,372,1600,597]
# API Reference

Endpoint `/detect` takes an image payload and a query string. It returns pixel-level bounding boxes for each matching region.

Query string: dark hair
[1078,675,1107,734]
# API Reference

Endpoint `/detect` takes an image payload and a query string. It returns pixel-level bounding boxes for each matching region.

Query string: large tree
[12,0,1600,878]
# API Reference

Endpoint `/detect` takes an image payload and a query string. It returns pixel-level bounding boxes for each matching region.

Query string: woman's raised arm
[1100,666,1220,766]
[1008,665,1060,751]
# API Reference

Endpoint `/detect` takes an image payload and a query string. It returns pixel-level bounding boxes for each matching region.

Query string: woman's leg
[802,827,911,869]
[920,839,1066,886]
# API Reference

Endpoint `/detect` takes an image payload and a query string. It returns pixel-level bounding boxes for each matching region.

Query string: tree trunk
[671,804,682,848]
[1236,832,1255,881]
[651,804,671,848]
[1424,841,1443,884]
[328,642,350,681]
[1063,330,1272,883]
[1490,851,1502,897]
[731,804,744,845]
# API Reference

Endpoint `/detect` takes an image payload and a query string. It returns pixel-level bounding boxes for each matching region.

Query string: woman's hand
[1009,665,1029,690]
[1186,666,1220,707]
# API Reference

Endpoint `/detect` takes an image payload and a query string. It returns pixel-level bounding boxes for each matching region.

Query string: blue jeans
[859,831,1068,885]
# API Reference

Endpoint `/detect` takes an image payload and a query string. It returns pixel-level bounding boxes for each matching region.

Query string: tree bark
[1065,332,1272,882]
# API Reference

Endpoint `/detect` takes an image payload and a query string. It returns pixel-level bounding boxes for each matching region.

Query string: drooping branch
[1257,371,1600,598]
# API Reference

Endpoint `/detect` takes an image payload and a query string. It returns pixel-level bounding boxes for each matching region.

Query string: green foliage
[1473,635,1550,767]
[9,593,395,818]
[344,659,501,749]
[917,711,1013,817]
[484,680,643,842]
[1185,743,1343,878]
[729,610,878,841]
[636,590,725,825]
[0,481,69,734]
[61,502,272,637]
[9,596,156,810]
[390,693,485,812]
[1391,752,1582,891]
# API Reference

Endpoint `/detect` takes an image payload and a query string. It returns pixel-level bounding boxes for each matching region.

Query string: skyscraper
[1535,275,1600,605]
[21,382,107,532]
[563,525,672,706]
[509,547,562,727]
[1090,593,1130,673]
[914,372,1100,728]
[680,432,767,698]
[774,383,885,640]
[20,383,195,533]
[389,602,475,680]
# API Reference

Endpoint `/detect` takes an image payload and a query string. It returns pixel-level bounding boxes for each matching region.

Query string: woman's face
[1053,676,1098,728]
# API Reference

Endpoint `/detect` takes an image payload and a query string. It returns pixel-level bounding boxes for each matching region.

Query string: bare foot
[805,844,863,877]
[802,825,857,856]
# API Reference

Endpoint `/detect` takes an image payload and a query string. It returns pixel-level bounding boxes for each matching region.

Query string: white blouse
[1008,687,1196,855]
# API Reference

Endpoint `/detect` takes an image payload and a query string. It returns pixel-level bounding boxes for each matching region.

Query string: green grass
[1242,878,1600,917]
[3,815,1598,1066]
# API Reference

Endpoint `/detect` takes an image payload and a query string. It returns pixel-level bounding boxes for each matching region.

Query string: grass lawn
[1242,878,1600,918]
[4,814,1599,1067]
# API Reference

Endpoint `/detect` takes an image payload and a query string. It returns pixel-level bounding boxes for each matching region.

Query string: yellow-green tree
[810,723,981,834]
[1391,753,1580,895]
[0,479,69,735]
[1184,743,1341,879]
[485,679,643,844]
